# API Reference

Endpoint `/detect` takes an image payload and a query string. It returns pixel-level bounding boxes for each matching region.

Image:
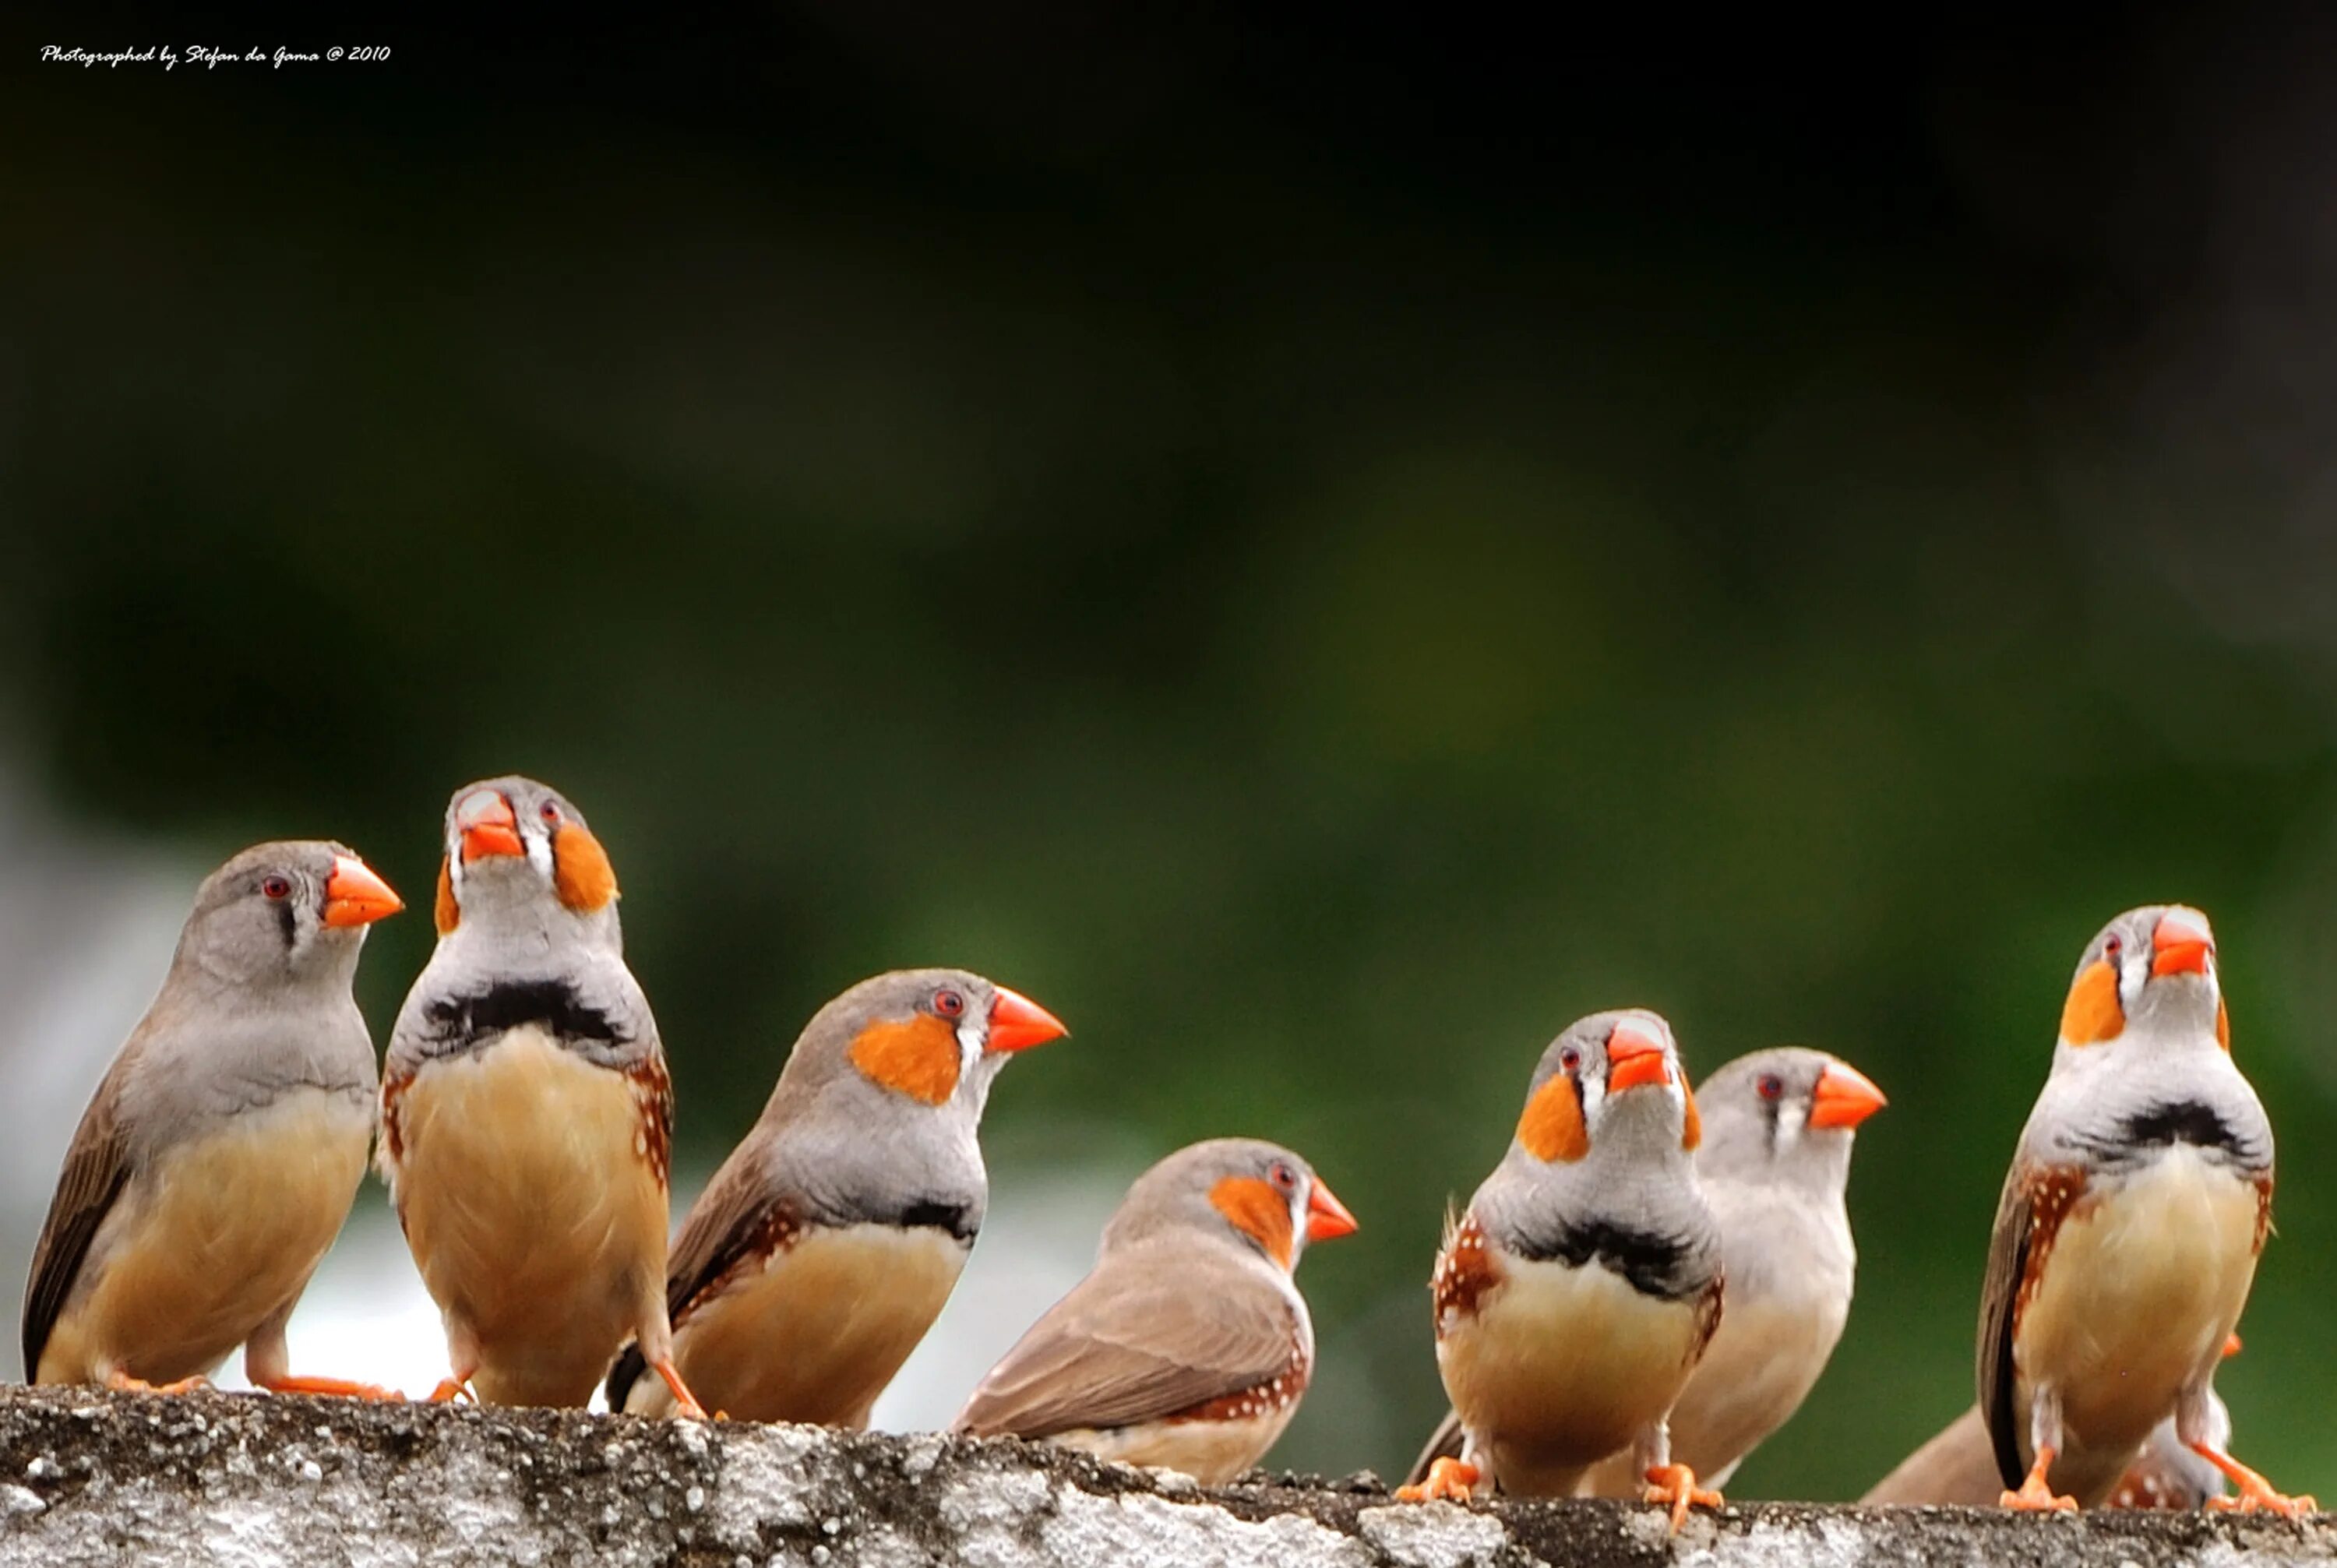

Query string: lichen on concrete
[0,1386,2331,1566]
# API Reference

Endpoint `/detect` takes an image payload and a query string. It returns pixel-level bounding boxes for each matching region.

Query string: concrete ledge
[0,1385,2329,1566]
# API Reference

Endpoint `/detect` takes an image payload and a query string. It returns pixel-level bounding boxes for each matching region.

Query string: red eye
[1757,1074,1784,1101]
[2105,933,2124,958]
[1269,1161,1298,1192]
[933,988,965,1018]
[1559,1046,1582,1073]
[540,802,561,823]
[261,875,292,900]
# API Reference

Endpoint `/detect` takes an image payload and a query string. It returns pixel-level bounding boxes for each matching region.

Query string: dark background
[9,7,2337,1496]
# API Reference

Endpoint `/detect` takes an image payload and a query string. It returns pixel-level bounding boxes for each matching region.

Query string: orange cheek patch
[2217,998,2231,1053]
[2059,960,2124,1046]
[1681,1085,1702,1152]
[1210,1176,1295,1269]
[1517,1076,1588,1163]
[552,824,619,913]
[848,1014,961,1105]
[434,856,459,936]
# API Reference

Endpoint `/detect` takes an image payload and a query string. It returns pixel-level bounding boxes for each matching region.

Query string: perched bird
[953,1137,1357,1485]
[605,968,1068,1422]
[1401,1010,1724,1528]
[1579,1047,1884,1498]
[379,776,701,1413]
[1863,1393,2233,1510]
[1977,904,2307,1513]
[21,842,403,1395]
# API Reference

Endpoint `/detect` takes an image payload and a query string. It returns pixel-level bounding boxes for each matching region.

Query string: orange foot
[426,1376,475,1404]
[2000,1445,2078,1512]
[1395,1457,1480,1503]
[1643,1463,1724,1532]
[105,1372,213,1395]
[655,1359,708,1422]
[260,1374,407,1402]
[2192,1444,2317,1519]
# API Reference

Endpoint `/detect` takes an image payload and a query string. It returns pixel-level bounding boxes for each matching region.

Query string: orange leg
[2191,1443,2317,1518]
[1643,1463,1724,1532]
[426,1375,476,1404]
[2000,1445,2078,1512]
[105,1371,212,1396]
[258,1374,407,1402]
[654,1358,708,1421]
[1395,1457,1480,1503]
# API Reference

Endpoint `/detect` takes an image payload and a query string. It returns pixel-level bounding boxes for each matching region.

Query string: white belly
[2018,1146,2260,1502]
[1439,1254,1704,1496]
[42,1089,371,1385]
[633,1223,968,1425]
[387,1026,667,1406]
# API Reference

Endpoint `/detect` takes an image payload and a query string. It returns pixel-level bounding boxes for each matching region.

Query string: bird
[1863,1333,2244,1507]
[377,775,703,1414]
[952,1137,1357,1485]
[21,841,404,1396]
[1399,1009,1725,1529]
[1577,1047,1884,1498]
[1863,1396,2233,1510]
[1977,904,2307,1514]
[604,967,1068,1422]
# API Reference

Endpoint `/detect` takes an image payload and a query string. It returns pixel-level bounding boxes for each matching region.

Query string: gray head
[434,775,622,948]
[1695,1047,1886,1193]
[2058,904,2224,1049]
[1100,1136,1357,1274]
[1510,1008,1698,1167]
[172,840,403,992]
[767,967,1070,1122]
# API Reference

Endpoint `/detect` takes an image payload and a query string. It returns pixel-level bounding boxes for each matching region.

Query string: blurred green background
[9,7,2337,1499]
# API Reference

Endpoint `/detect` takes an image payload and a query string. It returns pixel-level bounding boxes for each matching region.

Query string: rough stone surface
[0,1385,2330,1566]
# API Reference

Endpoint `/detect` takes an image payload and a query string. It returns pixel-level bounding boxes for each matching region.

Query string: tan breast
[630,1223,968,1425]
[386,1026,668,1407]
[2016,1146,2261,1504]
[1438,1251,1706,1496]
[1582,1289,1845,1493]
[1042,1408,1296,1487]
[39,1090,372,1386]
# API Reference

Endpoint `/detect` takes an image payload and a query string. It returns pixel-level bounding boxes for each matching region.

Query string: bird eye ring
[1757,1073,1784,1101]
[1268,1161,1297,1192]
[1559,1046,1582,1073]
[933,988,965,1017]
[539,802,561,823]
[261,875,292,900]
[2105,932,2124,958]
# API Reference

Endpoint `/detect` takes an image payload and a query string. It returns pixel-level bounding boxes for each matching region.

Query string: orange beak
[2150,908,2214,978]
[984,986,1070,1053]
[1306,1178,1359,1242]
[323,855,404,928]
[457,790,524,863]
[1606,1020,1673,1095]
[1808,1059,1888,1130]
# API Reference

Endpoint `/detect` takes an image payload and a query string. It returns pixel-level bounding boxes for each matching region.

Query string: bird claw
[2190,1443,2314,1517]
[1642,1464,1722,1532]
[1395,1457,1480,1503]
[655,1359,709,1421]
[106,1372,213,1396]
[263,1375,406,1402]
[426,1377,475,1404]
[2000,1480,2078,1512]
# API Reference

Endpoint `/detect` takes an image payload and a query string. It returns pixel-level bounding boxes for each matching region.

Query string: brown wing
[20,1074,133,1381]
[954,1242,1300,1439]
[601,1150,793,1409]
[1975,1163,2035,1491]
